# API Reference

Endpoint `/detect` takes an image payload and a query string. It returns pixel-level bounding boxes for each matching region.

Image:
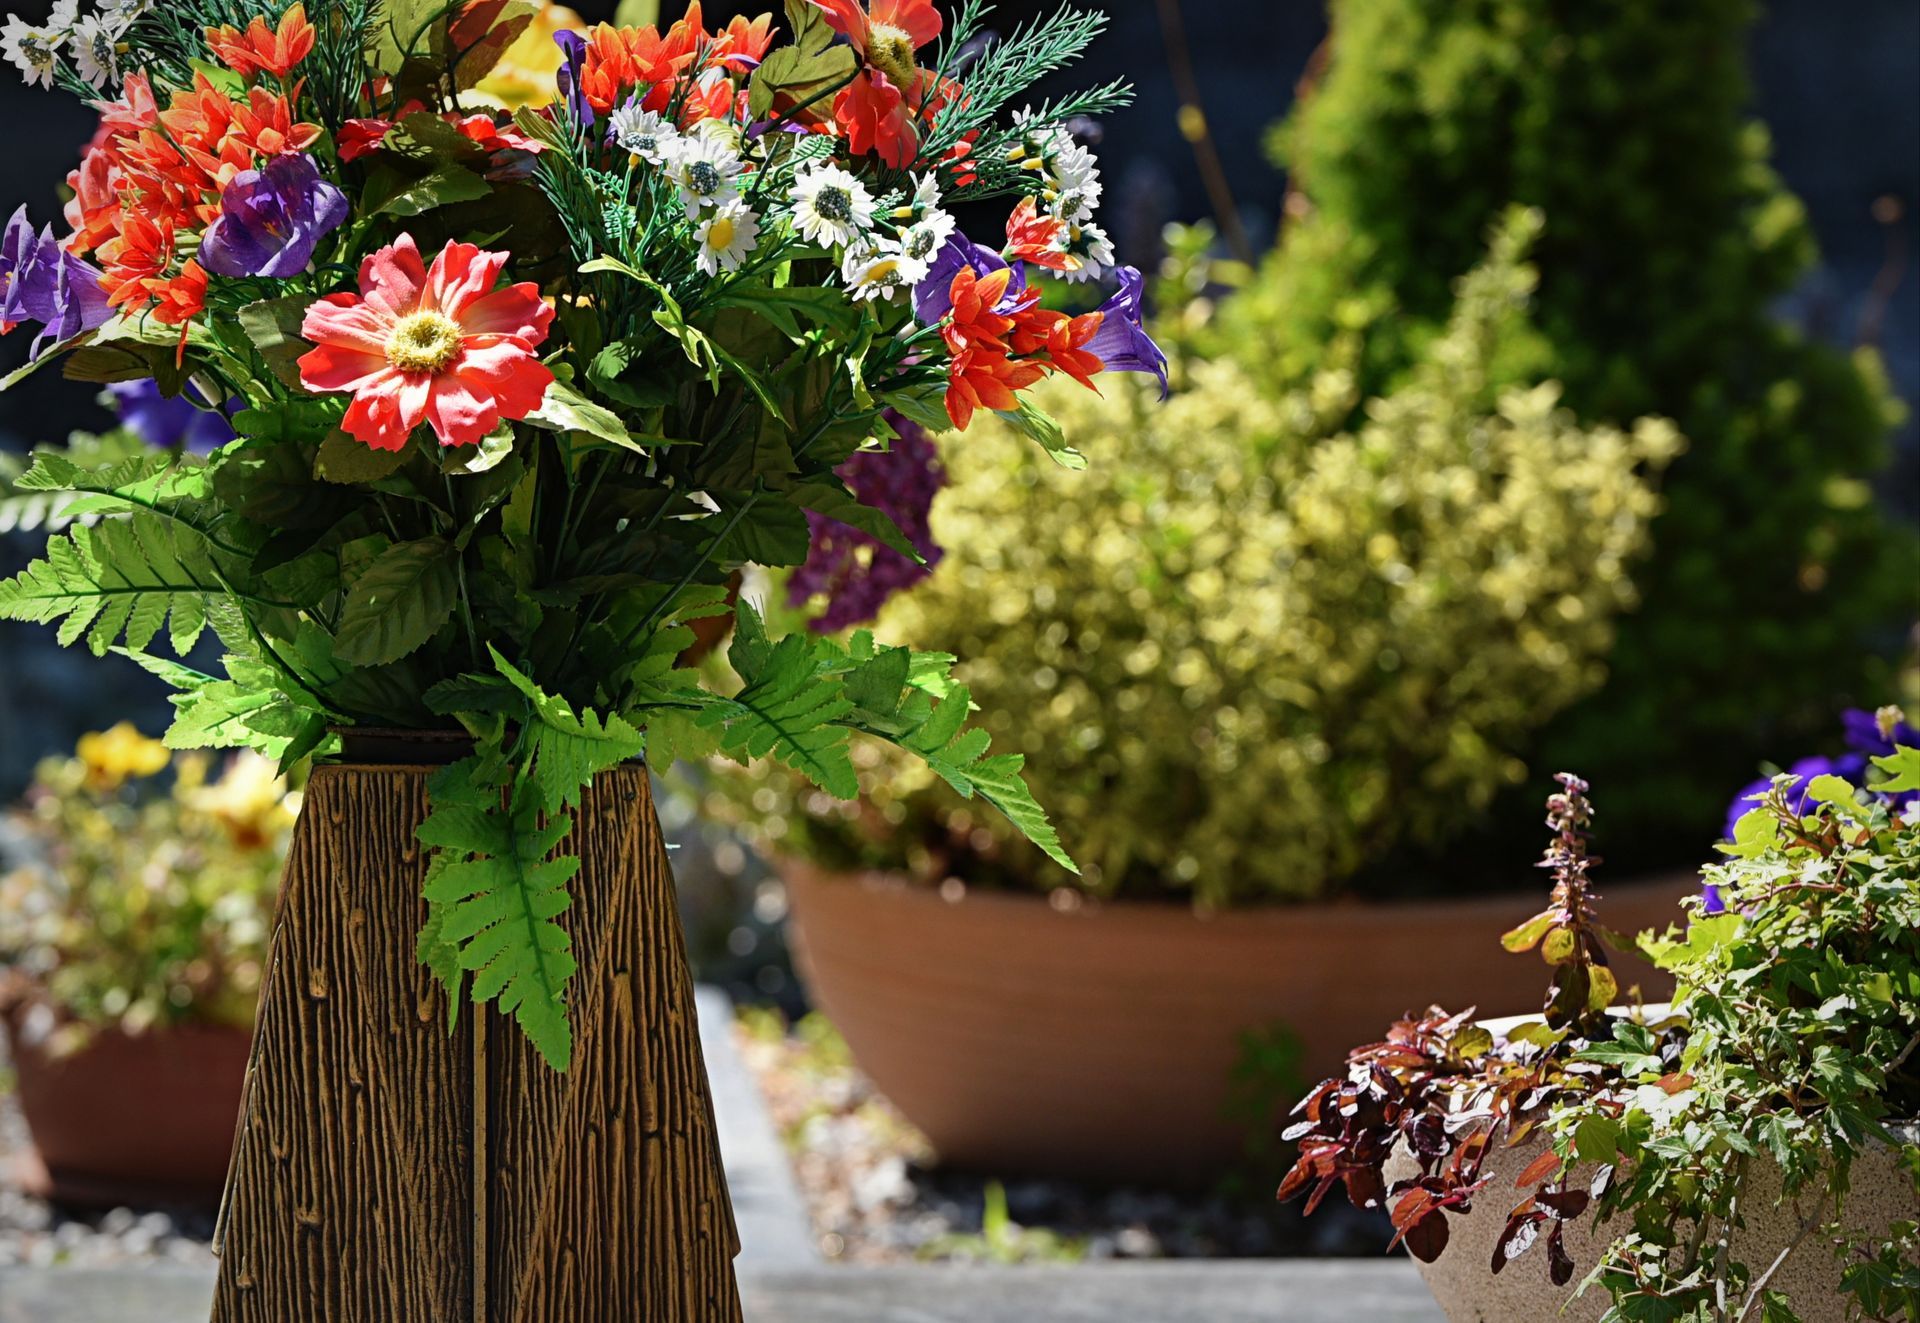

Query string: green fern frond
[0,511,229,656]
[418,766,579,1072]
[489,646,647,814]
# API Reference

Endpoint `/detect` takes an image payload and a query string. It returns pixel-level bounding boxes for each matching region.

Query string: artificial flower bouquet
[0,723,293,1047]
[0,0,1164,1072]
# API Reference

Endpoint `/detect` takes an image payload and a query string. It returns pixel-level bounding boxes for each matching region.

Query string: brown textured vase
[210,758,742,1323]
[783,861,1699,1184]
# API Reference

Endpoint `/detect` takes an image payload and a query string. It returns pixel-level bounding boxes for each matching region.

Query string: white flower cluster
[1008,111,1115,284]
[788,166,956,304]
[610,104,764,278]
[2,0,147,92]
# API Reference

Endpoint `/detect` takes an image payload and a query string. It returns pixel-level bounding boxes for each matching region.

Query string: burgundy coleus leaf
[1491,1209,1545,1274]
[1654,1071,1696,1096]
[1516,1149,1564,1188]
[1341,1164,1386,1210]
[1546,1222,1576,1286]
[1302,1174,1341,1217]
[1388,1189,1453,1264]
[1536,1186,1591,1219]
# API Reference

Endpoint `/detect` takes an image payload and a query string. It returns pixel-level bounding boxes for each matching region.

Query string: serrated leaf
[237,297,313,388]
[488,646,646,813]
[333,538,458,665]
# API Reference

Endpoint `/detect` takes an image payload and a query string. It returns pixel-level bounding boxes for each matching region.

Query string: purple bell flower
[198,153,349,280]
[914,234,1018,325]
[553,30,594,130]
[1085,265,1170,398]
[106,378,237,453]
[1,206,111,356]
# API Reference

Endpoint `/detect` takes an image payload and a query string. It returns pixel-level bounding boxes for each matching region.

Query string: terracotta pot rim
[776,855,1701,925]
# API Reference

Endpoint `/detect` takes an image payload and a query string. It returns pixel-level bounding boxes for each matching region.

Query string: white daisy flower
[666,133,745,219]
[788,164,876,250]
[890,172,944,225]
[609,105,680,166]
[70,12,129,90]
[896,208,956,269]
[1,15,64,89]
[95,0,152,18]
[695,201,761,277]
[48,1,81,30]
[839,244,921,303]
[1059,221,1116,285]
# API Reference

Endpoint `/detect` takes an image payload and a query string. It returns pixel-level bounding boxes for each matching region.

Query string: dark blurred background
[3,0,1916,796]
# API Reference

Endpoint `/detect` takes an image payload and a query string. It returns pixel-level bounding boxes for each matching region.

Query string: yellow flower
[75,722,170,790]
[467,2,585,111]
[188,751,297,853]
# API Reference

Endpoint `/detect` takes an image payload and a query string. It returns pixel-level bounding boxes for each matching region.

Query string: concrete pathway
[0,1261,1442,1322]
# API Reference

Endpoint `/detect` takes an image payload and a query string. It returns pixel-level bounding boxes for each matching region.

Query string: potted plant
[701,213,1694,1183]
[0,0,1157,1314]
[0,725,292,1208]
[1280,735,1920,1323]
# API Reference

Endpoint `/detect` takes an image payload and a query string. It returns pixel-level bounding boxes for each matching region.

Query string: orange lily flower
[1002,197,1072,271]
[1012,309,1107,390]
[206,3,316,81]
[943,347,1046,430]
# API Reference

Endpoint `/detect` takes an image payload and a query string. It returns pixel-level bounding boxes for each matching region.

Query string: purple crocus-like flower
[106,378,236,453]
[1700,882,1727,916]
[789,412,946,633]
[198,153,349,280]
[1,205,111,355]
[1840,706,1920,759]
[1085,265,1169,398]
[553,30,594,130]
[913,234,1018,325]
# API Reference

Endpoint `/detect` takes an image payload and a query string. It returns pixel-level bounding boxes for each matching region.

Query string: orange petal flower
[298,235,556,452]
[1002,197,1072,271]
[207,4,317,81]
[1012,309,1106,390]
[943,348,1047,431]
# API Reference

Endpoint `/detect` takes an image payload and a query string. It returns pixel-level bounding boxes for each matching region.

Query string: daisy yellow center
[865,23,917,90]
[386,311,463,374]
[707,215,737,251]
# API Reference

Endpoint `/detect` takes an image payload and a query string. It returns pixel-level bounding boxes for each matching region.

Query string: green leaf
[333,538,459,666]
[488,646,646,814]
[995,399,1086,469]
[785,479,925,562]
[365,160,491,217]
[237,297,313,388]
[711,284,864,339]
[1501,910,1556,954]
[315,429,411,484]
[1717,804,1782,858]
[1804,773,1862,807]
[524,380,637,451]
[0,510,229,656]
[1870,745,1920,793]
[748,0,857,120]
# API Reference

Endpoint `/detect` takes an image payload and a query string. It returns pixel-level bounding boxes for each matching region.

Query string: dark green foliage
[1214,0,1915,851]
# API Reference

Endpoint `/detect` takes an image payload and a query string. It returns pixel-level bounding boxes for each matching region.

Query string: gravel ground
[733,1011,1393,1265]
[0,1044,217,1271]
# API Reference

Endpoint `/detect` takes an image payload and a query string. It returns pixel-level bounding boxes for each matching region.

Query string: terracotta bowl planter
[1384,1017,1920,1323]
[2,1005,252,1208]
[781,862,1698,1184]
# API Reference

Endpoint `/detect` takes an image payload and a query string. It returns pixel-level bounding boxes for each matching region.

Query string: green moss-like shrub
[1204,0,1913,854]
[712,217,1678,905]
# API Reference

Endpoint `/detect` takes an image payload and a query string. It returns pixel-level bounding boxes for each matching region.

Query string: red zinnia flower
[812,0,944,169]
[298,235,556,452]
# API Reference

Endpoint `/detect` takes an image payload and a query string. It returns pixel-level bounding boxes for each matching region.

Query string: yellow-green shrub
[714,217,1679,906]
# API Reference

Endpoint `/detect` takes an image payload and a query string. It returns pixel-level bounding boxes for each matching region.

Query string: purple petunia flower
[553,30,594,130]
[914,234,1019,325]
[1700,882,1727,916]
[106,378,237,453]
[198,153,349,280]
[1085,265,1170,398]
[789,412,946,633]
[1,205,111,355]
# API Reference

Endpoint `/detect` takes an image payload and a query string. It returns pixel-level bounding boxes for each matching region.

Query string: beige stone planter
[1387,1014,1920,1323]
[782,862,1697,1184]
